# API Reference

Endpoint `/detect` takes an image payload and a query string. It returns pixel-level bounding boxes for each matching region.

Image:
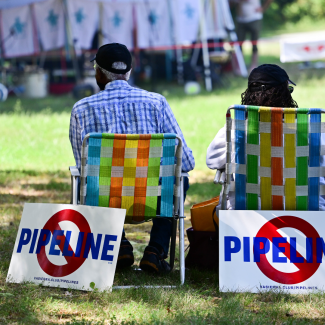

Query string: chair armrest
[181,172,189,178]
[69,166,80,177]
[214,169,225,185]
[219,171,226,184]
[214,170,221,184]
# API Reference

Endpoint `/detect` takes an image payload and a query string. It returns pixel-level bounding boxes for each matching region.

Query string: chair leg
[70,175,79,205]
[169,218,177,270]
[179,176,185,285]
[179,216,185,285]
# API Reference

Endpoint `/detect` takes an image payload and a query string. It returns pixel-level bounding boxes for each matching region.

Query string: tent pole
[167,0,183,84]
[219,0,247,77]
[199,0,212,91]
[62,0,81,84]
[99,2,103,46]
[176,47,184,85]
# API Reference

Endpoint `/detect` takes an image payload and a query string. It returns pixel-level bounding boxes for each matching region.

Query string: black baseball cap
[91,43,132,74]
[248,64,296,92]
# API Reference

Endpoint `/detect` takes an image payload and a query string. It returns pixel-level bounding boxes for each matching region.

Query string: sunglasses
[288,86,294,94]
[93,63,97,71]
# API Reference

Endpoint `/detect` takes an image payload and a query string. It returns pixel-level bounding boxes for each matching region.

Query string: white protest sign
[281,37,325,63]
[7,203,125,291]
[219,211,325,294]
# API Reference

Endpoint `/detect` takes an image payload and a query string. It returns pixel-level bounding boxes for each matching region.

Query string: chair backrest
[80,133,182,223]
[224,105,325,211]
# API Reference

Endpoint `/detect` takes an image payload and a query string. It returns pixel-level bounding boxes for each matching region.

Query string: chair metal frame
[70,133,188,287]
[216,105,325,211]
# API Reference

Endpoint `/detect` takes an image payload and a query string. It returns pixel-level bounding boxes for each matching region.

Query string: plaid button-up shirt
[69,80,195,172]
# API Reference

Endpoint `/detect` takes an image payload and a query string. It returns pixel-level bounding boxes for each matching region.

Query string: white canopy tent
[0,0,247,89]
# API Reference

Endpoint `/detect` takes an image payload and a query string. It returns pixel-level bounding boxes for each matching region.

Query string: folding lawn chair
[215,105,325,211]
[69,133,188,287]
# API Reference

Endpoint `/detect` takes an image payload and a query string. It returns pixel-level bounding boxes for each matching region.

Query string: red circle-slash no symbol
[37,209,91,277]
[255,216,321,285]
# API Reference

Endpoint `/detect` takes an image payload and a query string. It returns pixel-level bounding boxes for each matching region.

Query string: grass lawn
[1,42,325,323]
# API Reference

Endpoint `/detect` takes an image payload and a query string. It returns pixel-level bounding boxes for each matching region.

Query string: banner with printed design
[34,0,65,51]
[171,0,200,44]
[1,5,36,57]
[66,0,99,50]
[135,0,172,49]
[7,203,125,291]
[102,2,133,50]
[205,0,227,40]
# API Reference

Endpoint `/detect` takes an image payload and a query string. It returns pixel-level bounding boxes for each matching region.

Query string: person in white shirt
[206,64,325,210]
[230,0,273,71]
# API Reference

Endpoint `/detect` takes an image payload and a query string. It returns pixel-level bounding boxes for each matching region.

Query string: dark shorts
[237,19,262,53]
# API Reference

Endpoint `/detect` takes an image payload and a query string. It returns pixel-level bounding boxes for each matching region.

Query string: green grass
[2,65,325,171]
[2,42,325,323]
[1,171,325,324]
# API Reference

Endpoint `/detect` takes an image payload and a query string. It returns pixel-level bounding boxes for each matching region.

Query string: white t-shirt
[236,0,263,23]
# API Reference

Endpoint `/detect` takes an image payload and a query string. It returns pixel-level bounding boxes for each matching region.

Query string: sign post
[219,211,325,293]
[7,203,126,291]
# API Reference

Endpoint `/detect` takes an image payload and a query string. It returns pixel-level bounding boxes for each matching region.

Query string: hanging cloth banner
[135,0,172,49]
[171,0,200,45]
[205,0,227,40]
[34,0,65,51]
[218,0,235,32]
[66,0,99,50]
[1,5,36,58]
[102,2,133,50]
[212,0,228,38]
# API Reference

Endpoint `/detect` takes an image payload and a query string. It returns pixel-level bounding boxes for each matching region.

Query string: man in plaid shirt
[69,43,195,274]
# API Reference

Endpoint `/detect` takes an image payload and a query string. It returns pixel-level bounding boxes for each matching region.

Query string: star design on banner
[112,12,122,27]
[11,17,26,35]
[184,3,195,19]
[46,9,58,27]
[75,8,85,24]
[148,10,158,26]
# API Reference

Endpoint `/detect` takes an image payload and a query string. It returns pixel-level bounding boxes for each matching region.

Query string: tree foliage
[264,0,325,26]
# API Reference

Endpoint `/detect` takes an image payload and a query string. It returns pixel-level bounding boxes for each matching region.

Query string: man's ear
[96,68,108,82]
[96,68,104,79]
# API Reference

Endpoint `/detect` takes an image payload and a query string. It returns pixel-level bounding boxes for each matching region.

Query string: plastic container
[24,71,48,98]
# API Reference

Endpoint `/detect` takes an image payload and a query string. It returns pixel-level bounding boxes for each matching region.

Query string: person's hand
[255,6,263,12]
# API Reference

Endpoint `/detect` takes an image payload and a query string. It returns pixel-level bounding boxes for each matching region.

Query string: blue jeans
[123,176,189,259]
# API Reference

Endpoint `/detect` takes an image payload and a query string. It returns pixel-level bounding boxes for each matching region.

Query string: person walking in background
[230,0,273,71]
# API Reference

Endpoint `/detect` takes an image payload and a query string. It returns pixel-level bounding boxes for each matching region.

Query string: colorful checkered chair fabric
[79,133,182,223]
[220,105,325,211]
